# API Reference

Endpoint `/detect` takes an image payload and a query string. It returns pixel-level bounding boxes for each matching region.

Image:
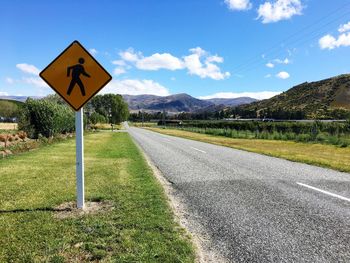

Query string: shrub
[18,99,75,138]
[89,112,107,124]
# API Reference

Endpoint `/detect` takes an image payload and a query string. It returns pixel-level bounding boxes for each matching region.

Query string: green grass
[146,127,350,173]
[0,132,195,262]
[171,126,350,147]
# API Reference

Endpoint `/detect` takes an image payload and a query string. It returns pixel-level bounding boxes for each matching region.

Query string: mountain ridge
[123,93,255,113]
[235,74,350,119]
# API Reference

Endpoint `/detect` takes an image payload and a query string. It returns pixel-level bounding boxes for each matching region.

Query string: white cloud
[266,62,275,68]
[119,48,141,62]
[274,58,290,64]
[276,71,290,79]
[257,0,303,24]
[102,79,170,96]
[117,47,230,80]
[0,91,9,96]
[225,0,252,11]
[199,91,281,100]
[338,21,350,33]
[5,77,14,84]
[119,49,184,71]
[319,32,350,50]
[136,53,184,71]
[264,74,272,78]
[113,67,126,75]
[89,48,98,56]
[183,47,230,80]
[112,60,127,66]
[16,63,40,75]
[23,77,49,88]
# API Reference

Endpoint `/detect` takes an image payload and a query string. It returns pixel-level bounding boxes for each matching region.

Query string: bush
[90,112,107,124]
[18,99,75,138]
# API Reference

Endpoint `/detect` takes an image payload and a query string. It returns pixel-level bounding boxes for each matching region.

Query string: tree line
[13,94,129,138]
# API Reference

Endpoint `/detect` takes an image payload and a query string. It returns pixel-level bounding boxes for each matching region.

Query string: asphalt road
[127,126,350,263]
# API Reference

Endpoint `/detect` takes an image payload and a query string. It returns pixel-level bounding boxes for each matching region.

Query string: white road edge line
[190,147,206,154]
[297,182,350,203]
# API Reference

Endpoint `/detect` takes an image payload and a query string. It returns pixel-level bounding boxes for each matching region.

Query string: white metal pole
[75,108,85,209]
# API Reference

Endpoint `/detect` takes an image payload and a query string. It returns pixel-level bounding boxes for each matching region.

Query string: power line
[235,11,350,74]
[232,3,350,74]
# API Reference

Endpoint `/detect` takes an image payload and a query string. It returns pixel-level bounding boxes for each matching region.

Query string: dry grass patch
[0,123,17,130]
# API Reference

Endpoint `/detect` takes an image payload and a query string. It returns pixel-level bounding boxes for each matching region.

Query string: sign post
[39,40,112,209]
[75,108,84,208]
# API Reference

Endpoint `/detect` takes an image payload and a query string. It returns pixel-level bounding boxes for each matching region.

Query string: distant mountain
[237,74,350,119]
[0,95,42,102]
[205,97,257,107]
[123,93,257,113]
[123,93,213,113]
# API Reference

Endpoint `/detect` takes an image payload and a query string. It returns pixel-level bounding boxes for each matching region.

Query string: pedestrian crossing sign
[40,40,112,111]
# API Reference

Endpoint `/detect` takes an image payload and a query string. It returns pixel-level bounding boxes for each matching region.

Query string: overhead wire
[232,2,350,74]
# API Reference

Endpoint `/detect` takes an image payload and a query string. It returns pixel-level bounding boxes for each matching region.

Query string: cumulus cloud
[266,62,274,68]
[0,91,9,96]
[89,48,98,56]
[183,47,230,80]
[225,0,252,11]
[119,48,142,62]
[199,91,281,100]
[136,53,184,71]
[319,32,350,50]
[23,77,49,88]
[276,71,290,79]
[102,79,170,96]
[116,47,230,80]
[338,21,350,33]
[264,74,272,78]
[113,67,126,75]
[16,63,40,75]
[112,60,127,66]
[257,0,303,24]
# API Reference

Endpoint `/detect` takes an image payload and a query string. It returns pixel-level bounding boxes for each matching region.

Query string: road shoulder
[131,134,229,263]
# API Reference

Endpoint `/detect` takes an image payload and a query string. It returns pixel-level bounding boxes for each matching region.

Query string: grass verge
[0,132,195,262]
[146,127,350,173]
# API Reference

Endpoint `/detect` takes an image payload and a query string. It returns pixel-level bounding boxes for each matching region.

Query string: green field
[146,127,350,173]
[0,132,194,262]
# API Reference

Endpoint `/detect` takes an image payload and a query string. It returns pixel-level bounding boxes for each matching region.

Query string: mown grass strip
[145,127,350,173]
[0,132,195,262]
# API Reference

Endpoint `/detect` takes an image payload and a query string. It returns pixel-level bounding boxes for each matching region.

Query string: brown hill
[237,74,350,119]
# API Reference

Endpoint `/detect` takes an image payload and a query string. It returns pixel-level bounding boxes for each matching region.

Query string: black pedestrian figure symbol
[67,58,90,96]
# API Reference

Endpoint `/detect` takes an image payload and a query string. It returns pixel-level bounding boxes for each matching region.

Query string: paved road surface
[128,127,350,262]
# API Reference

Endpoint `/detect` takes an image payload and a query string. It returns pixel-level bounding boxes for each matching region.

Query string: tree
[0,100,19,119]
[90,94,129,124]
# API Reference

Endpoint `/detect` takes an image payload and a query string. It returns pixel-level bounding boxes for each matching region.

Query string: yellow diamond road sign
[40,40,112,111]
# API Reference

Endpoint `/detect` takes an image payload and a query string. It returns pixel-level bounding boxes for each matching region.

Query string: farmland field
[0,122,17,131]
[0,132,194,262]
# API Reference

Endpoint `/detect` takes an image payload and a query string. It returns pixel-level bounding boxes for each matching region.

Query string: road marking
[297,182,350,203]
[190,147,206,154]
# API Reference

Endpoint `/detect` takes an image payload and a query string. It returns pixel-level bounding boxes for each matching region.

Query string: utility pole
[162,108,166,127]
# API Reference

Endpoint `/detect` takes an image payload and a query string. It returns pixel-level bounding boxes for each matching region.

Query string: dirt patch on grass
[54,201,114,219]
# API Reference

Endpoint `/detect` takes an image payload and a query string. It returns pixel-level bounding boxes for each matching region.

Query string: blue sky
[1,0,350,99]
